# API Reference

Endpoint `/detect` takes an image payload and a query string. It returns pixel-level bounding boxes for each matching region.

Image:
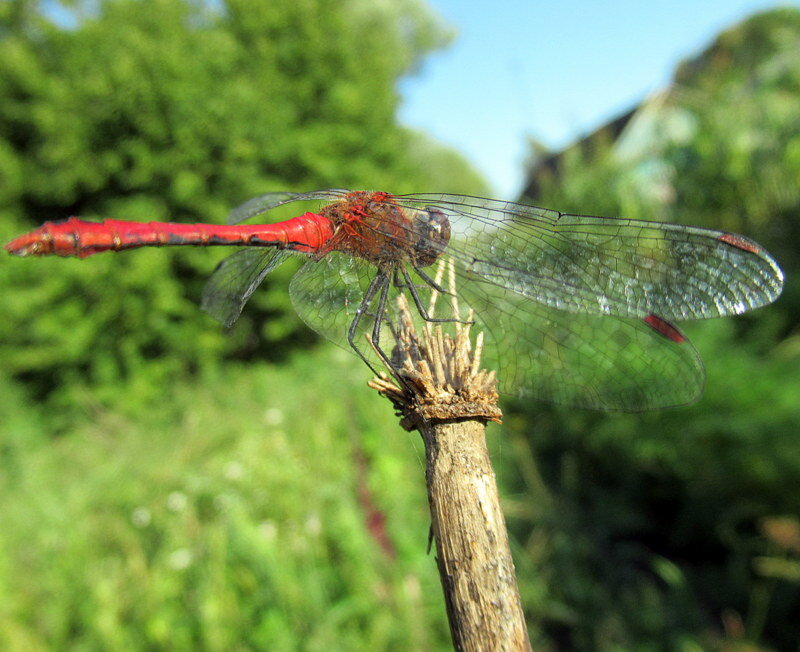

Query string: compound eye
[426,208,448,235]
[412,207,451,267]
[426,208,451,247]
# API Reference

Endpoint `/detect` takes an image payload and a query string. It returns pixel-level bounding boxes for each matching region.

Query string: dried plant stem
[369,261,530,651]
[421,418,531,651]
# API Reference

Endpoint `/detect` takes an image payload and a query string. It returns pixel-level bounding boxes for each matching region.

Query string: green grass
[0,347,456,650]
[2,324,797,649]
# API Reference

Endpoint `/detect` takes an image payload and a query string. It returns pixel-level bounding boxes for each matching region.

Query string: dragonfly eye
[412,208,451,267]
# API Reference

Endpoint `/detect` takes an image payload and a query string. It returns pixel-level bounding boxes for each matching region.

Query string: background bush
[1,2,798,650]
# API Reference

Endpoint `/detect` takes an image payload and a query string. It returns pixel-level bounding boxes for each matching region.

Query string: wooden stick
[369,261,530,651]
[421,418,531,651]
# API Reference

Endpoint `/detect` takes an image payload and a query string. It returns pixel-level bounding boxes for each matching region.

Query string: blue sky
[398,0,799,197]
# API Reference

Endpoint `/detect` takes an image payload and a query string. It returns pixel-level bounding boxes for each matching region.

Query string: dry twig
[369,260,530,651]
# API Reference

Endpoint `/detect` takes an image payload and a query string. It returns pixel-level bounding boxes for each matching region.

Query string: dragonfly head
[411,208,451,267]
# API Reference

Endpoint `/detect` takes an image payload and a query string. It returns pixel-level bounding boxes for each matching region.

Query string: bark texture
[421,418,531,651]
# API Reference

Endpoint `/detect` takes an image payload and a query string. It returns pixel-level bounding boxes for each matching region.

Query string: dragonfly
[5,189,784,410]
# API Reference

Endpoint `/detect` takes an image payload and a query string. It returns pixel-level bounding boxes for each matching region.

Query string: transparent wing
[452,260,705,410]
[289,249,703,410]
[201,248,293,327]
[288,252,393,371]
[390,194,784,321]
[227,189,350,224]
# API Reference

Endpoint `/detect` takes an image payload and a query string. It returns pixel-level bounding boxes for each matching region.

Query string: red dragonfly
[6,190,784,410]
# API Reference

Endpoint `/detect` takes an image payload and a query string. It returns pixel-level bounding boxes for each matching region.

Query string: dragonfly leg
[370,272,427,401]
[370,272,393,366]
[400,266,471,325]
[412,265,448,295]
[347,270,392,374]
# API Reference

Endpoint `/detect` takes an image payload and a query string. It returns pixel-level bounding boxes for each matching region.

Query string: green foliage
[3,2,800,650]
[501,320,800,649]
[0,0,485,406]
[518,8,800,649]
[0,349,454,650]
[0,2,490,647]
[666,7,800,331]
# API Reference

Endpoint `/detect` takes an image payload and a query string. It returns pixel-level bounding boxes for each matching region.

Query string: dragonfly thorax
[320,192,451,270]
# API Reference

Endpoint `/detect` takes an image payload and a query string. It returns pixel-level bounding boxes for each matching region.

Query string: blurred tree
[0,0,487,410]
[665,7,800,331]
[514,7,800,650]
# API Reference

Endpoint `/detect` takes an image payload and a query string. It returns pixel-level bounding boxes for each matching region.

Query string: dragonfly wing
[392,194,783,321]
[288,248,702,409]
[288,253,398,370]
[449,258,705,410]
[227,189,350,224]
[201,248,293,327]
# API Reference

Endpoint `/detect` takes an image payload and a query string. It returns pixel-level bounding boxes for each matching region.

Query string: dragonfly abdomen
[5,213,334,258]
